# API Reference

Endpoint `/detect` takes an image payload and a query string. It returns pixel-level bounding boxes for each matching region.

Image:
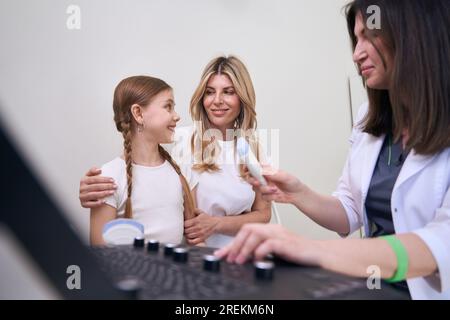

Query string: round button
[147,239,159,252]
[133,236,144,248]
[173,247,189,262]
[164,243,177,256]
[254,261,274,280]
[203,254,220,272]
[115,276,142,299]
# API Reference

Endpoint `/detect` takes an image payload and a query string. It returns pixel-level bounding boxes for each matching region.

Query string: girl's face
[141,89,180,144]
[352,13,393,90]
[203,74,241,136]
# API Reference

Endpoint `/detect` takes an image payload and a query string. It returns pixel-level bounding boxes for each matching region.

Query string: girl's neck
[126,134,164,167]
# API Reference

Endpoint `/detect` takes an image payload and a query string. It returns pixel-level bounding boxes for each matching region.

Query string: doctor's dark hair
[345,0,450,155]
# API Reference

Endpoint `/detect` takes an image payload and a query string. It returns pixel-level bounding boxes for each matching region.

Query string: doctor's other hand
[244,165,304,205]
[79,167,117,208]
[184,209,219,245]
[214,223,323,266]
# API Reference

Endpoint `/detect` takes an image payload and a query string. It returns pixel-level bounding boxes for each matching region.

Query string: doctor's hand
[214,223,323,266]
[244,165,304,205]
[184,209,220,245]
[79,167,117,208]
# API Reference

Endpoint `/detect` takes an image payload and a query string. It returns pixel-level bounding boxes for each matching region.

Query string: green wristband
[381,235,409,283]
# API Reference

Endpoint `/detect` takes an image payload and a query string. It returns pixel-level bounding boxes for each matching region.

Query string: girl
[90,76,196,246]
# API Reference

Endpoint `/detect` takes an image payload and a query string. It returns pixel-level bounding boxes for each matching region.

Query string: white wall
[0,0,366,242]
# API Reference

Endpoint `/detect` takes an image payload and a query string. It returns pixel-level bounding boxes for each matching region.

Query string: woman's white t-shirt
[196,139,256,248]
[172,126,265,248]
[101,157,195,244]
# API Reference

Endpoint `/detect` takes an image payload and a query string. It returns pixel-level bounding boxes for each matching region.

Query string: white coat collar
[394,150,436,192]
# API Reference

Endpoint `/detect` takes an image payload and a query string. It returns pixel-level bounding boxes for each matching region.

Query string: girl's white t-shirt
[101,157,196,244]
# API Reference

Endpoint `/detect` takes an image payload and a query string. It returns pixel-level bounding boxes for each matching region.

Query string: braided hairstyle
[112,76,196,220]
[158,145,196,220]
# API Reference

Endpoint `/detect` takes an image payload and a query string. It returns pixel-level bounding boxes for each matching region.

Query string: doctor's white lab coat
[332,103,450,300]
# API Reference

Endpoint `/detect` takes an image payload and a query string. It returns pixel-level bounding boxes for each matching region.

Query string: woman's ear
[130,104,144,125]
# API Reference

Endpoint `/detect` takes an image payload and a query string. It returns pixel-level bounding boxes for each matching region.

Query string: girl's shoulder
[100,157,127,210]
[100,157,127,186]
[101,157,125,174]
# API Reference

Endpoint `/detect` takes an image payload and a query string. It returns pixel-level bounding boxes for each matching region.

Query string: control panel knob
[173,247,189,262]
[115,276,142,299]
[147,239,159,252]
[254,261,274,280]
[164,243,177,256]
[203,254,220,272]
[133,236,144,248]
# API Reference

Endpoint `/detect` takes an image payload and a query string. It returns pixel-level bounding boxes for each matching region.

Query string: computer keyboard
[90,243,409,300]
[90,245,259,299]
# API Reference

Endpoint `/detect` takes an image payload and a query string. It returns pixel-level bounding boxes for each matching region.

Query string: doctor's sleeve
[412,185,450,293]
[331,103,369,236]
[331,128,364,237]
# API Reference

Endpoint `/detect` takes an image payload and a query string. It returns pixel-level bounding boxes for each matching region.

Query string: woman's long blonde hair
[113,75,196,219]
[189,55,260,173]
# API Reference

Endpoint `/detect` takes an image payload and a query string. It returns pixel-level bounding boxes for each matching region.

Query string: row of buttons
[133,237,274,279]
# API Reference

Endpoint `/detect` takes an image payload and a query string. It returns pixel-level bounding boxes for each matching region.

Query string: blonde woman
[177,56,271,248]
[80,56,271,248]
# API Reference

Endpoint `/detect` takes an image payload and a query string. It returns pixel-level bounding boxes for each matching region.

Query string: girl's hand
[244,165,304,204]
[214,223,324,267]
[79,167,117,208]
[184,209,220,245]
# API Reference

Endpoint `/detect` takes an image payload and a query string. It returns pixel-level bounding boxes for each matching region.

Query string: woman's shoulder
[435,147,450,170]
[354,101,369,129]
[348,102,369,145]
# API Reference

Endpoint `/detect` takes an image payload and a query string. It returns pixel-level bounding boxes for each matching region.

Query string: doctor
[215,0,450,300]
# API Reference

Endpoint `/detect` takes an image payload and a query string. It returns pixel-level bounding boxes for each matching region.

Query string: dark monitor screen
[0,118,125,299]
